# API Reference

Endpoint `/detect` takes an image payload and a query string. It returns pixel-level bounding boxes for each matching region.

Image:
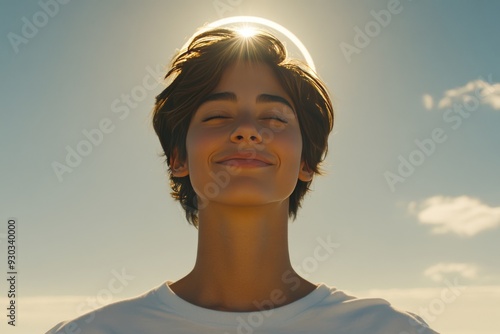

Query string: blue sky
[1,1,499,333]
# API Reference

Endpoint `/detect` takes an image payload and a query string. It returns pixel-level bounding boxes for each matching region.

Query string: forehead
[213,61,289,97]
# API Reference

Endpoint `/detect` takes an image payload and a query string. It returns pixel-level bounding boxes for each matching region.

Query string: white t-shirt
[46,281,439,334]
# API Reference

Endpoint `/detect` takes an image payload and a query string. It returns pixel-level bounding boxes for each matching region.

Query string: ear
[298,160,313,182]
[170,147,189,177]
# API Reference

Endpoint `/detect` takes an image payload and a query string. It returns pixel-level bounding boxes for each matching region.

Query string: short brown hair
[152,26,334,228]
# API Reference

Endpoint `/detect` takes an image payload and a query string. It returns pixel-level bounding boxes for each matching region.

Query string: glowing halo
[204,16,316,72]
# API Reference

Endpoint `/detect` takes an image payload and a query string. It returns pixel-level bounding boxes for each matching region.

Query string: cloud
[436,79,500,110]
[350,285,500,333]
[409,195,500,237]
[422,94,434,110]
[424,263,478,283]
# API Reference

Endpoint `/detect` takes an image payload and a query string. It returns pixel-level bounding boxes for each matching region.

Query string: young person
[46,26,439,334]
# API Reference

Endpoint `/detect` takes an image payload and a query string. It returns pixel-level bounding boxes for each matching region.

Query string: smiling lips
[216,153,273,168]
[218,159,271,167]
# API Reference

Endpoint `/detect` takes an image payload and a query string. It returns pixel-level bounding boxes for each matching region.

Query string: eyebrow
[200,92,295,111]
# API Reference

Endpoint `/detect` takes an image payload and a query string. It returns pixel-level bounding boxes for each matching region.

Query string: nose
[230,114,263,144]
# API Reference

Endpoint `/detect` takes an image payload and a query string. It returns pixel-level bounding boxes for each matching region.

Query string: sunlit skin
[169,61,318,311]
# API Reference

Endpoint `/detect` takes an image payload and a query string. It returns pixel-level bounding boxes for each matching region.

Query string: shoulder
[310,285,439,334]
[45,285,162,334]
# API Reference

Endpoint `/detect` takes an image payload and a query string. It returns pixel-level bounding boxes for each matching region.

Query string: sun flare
[237,26,258,38]
[206,16,316,72]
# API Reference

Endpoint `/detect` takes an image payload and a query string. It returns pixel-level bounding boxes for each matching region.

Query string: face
[172,61,313,208]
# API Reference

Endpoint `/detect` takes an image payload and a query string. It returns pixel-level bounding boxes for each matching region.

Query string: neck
[169,201,317,311]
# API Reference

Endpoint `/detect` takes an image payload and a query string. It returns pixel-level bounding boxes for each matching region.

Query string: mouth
[216,159,272,168]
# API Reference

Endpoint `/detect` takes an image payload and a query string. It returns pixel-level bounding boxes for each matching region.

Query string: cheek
[185,130,207,194]
[186,133,203,173]
[185,127,221,173]
[271,128,302,161]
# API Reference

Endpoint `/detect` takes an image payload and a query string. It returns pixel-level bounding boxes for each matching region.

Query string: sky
[1,0,499,333]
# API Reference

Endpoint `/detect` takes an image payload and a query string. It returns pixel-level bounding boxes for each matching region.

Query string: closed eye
[203,115,288,123]
[203,115,230,122]
[265,116,288,123]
